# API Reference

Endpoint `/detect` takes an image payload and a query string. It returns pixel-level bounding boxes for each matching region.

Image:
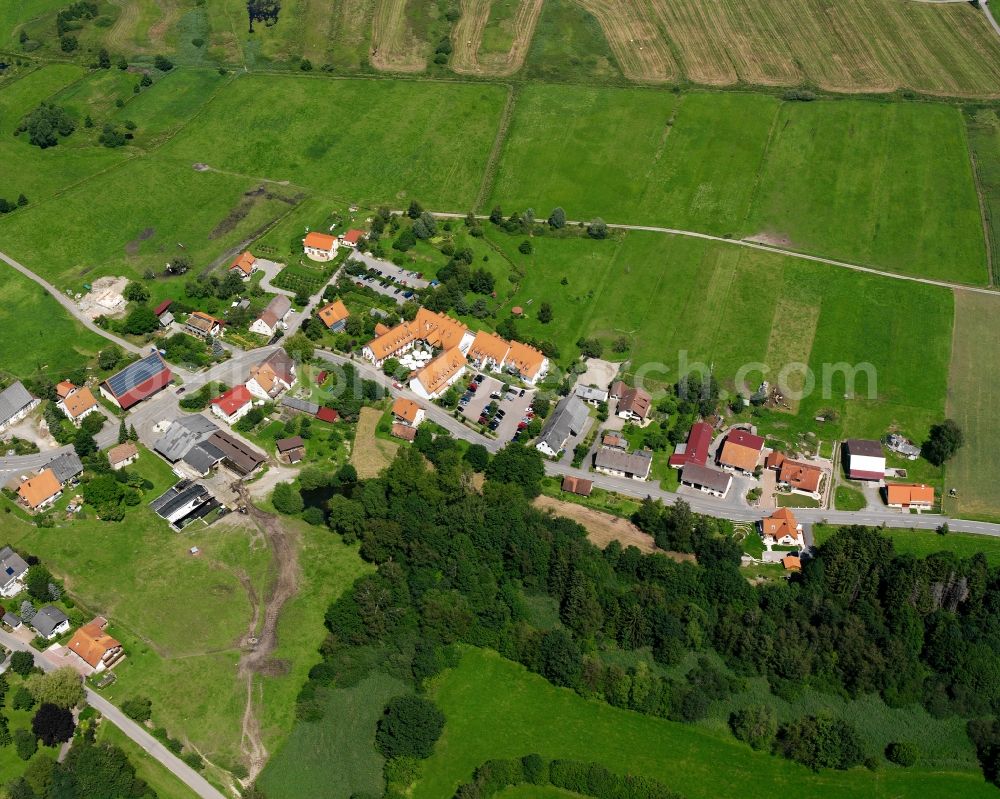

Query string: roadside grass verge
[813,523,1000,566]
[834,485,866,511]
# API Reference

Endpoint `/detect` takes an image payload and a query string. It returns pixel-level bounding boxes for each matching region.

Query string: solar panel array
[106,353,167,397]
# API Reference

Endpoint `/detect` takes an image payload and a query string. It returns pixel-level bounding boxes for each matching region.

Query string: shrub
[886,740,918,767]
[9,651,34,677]
[776,714,865,771]
[375,695,445,760]
[729,704,776,750]
[13,728,36,760]
[121,696,152,723]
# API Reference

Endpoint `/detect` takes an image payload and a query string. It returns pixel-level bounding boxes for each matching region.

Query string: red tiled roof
[886,483,935,506]
[562,476,593,496]
[304,232,336,251]
[211,384,253,417]
[343,229,365,244]
[230,251,257,275]
[391,423,417,441]
[315,407,338,423]
[153,299,173,317]
[668,422,712,467]
[727,429,764,451]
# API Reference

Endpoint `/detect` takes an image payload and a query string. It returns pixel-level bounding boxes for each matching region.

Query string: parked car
[468,383,478,392]
[496,409,506,419]
[488,420,500,431]
[489,391,502,400]
[519,388,526,397]
[474,374,485,383]
[392,381,404,390]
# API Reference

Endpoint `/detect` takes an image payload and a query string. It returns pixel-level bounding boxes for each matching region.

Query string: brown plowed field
[451,0,543,76]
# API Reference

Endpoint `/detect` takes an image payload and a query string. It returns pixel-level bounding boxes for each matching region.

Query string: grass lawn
[96,723,198,799]
[418,647,992,799]
[945,291,1000,519]
[160,73,508,208]
[745,100,987,285]
[258,672,405,799]
[495,229,952,444]
[351,406,399,478]
[966,107,1000,281]
[0,152,300,287]
[813,524,1000,566]
[834,485,867,511]
[0,267,108,382]
[776,493,821,508]
[255,517,373,756]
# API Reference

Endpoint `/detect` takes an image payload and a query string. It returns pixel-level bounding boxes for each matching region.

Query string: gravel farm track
[450,0,544,76]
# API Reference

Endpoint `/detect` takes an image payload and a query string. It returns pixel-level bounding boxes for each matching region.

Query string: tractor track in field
[450,0,543,77]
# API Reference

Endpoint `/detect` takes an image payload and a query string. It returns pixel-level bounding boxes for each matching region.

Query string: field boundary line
[738,97,784,235]
[964,120,996,286]
[474,83,517,212]
[425,210,1000,295]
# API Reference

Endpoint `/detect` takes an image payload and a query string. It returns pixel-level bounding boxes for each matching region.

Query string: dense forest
[289,434,1000,795]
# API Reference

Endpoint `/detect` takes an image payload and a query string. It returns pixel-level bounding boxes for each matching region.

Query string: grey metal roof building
[208,431,265,475]
[594,447,653,480]
[45,452,84,484]
[0,381,37,428]
[154,415,220,462]
[182,441,226,476]
[280,396,320,415]
[536,396,590,457]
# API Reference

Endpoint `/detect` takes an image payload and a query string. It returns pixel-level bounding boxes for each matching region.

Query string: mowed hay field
[489,87,987,283]
[494,230,952,442]
[161,74,507,208]
[416,648,996,799]
[945,291,1000,519]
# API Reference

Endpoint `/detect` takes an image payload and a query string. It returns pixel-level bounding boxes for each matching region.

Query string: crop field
[271,263,330,296]
[746,100,987,285]
[493,229,952,443]
[416,647,994,799]
[945,291,1000,519]
[523,0,619,82]
[490,87,985,283]
[161,74,507,208]
[574,0,676,83]
[966,106,1000,282]
[451,0,543,76]
[371,0,428,72]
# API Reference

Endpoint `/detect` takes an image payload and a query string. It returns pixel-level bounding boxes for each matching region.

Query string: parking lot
[459,374,534,442]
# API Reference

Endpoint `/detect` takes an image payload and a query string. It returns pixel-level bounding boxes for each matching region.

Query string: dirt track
[450,0,543,76]
[235,486,302,782]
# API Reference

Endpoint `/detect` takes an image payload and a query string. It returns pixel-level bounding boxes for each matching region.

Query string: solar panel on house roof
[106,353,167,397]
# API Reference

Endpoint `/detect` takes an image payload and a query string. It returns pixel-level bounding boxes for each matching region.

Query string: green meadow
[813,524,1000,566]
[493,229,952,442]
[159,73,509,208]
[416,648,994,799]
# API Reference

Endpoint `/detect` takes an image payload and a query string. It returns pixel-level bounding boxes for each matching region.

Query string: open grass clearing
[522,0,619,83]
[161,73,506,208]
[351,406,399,478]
[0,153,299,287]
[259,672,405,799]
[417,647,993,799]
[944,291,1000,518]
[814,523,1000,567]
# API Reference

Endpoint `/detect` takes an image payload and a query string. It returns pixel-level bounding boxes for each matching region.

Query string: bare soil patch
[124,227,155,256]
[534,495,695,562]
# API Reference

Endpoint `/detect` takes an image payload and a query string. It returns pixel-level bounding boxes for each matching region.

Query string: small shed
[275,436,306,464]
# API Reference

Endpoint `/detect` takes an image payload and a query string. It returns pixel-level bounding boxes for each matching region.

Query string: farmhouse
[885,483,935,509]
[107,441,139,470]
[67,617,123,673]
[669,421,713,468]
[210,385,254,425]
[230,251,259,280]
[303,231,338,261]
[718,429,764,474]
[32,606,70,640]
[392,397,425,428]
[760,508,804,547]
[536,396,589,458]
[562,476,593,496]
[318,299,350,332]
[411,348,467,400]
[185,311,224,339]
[340,229,367,247]
[251,295,292,338]
[17,469,63,510]
[610,382,651,423]
[0,547,29,598]
[594,447,652,481]
[101,352,172,410]
[391,423,418,442]
[679,463,732,498]
[843,439,886,481]
[0,381,40,433]
[276,436,306,464]
[57,385,100,426]
[247,349,296,400]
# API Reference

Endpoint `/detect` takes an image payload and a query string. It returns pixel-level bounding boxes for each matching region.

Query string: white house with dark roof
[251,296,292,338]
[0,382,39,433]
[0,547,29,598]
[31,605,70,640]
